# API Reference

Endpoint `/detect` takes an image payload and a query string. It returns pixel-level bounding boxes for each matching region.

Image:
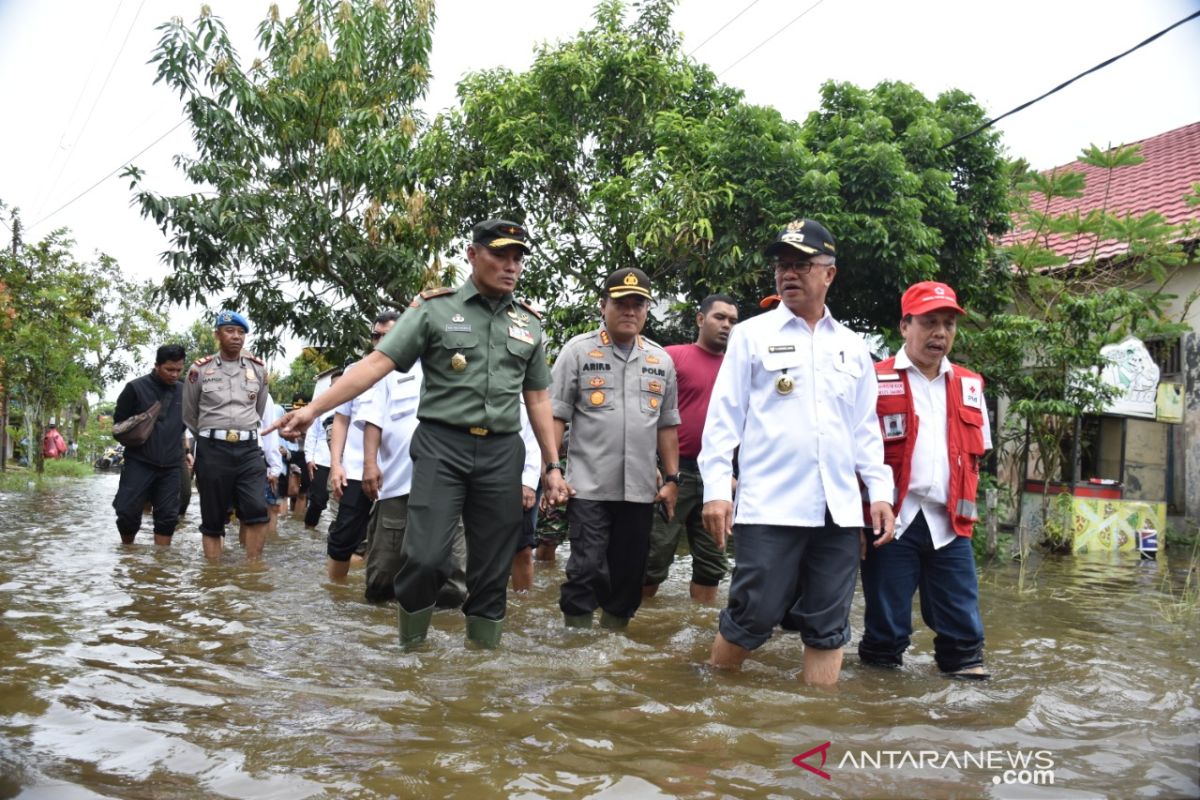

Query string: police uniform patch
[646,355,661,364]
[882,413,906,439]
[189,370,199,384]
[590,390,605,406]
[599,330,611,346]
[649,396,660,409]
[589,376,605,387]
[588,349,604,359]
[648,380,663,394]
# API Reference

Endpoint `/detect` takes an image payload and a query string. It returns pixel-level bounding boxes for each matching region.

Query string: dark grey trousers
[393,422,523,620]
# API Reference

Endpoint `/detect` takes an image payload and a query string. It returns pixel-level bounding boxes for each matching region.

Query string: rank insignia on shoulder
[419,287,455,301]
[516,298,543,320]
[193,355,214,367]
[245,353,264,366]
[599,330,611,346]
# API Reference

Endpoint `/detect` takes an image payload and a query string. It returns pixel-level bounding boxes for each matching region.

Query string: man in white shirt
[700,219,895,686]
[302,368,343,530]
[358,359,468,607]
[858,281,991,679]
[325,313,396,581]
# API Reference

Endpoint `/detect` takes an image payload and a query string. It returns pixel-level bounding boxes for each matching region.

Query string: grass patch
[0,458,95,491]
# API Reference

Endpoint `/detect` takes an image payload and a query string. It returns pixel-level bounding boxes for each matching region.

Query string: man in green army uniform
[268,219,570,648]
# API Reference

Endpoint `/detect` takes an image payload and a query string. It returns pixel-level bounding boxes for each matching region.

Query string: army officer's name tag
[445,323,472,332]
[508,326,535,345]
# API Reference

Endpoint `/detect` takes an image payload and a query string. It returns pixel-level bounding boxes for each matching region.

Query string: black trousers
[560,499,655,620]
[326,478,374,561]
[194,437,268,536]
[395,422,524,620]
[113,457,181,537]
[305,464,331,527]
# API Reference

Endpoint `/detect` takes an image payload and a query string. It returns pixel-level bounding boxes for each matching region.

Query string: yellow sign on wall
[1156,383,1183,424]
[1070,497,1166,553]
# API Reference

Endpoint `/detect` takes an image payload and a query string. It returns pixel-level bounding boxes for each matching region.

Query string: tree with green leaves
[0,232,107,473]
[271,346,334,408]
[956,143,1195,548]
[421,0,1012,346]
[126,0,444,361]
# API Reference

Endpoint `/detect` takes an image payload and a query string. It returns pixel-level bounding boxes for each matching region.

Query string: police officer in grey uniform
[183,310,271,561]
[267,219,570,648]
[551,268,681,629]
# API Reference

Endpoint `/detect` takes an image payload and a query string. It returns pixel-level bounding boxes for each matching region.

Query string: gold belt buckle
[225,430,239,442]
[468,426,489,437]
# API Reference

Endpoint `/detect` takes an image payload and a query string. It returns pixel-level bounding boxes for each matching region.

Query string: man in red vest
[858,281,991,679]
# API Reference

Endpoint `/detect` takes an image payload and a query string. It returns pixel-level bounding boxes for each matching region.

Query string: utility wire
[717,0,827,77]
[943,8,1200,150]
[32,0,127,214]
[35,0,149,220]
[687,0,762,56]
[27,119,187,232]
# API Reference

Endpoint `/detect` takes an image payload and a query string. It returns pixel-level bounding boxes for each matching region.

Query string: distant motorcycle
[94,444,125,471]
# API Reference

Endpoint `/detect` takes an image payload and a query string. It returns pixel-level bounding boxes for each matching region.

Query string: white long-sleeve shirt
[259,396,284,478]
[892,346,993,548]
[303,409,334,468]
[519,400,540,492]
[354,362,423,500]
[700,304,893,528]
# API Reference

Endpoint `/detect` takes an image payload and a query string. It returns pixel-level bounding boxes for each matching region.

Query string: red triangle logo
[792,741,832,780]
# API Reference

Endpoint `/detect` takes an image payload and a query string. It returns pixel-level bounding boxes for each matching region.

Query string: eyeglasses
[772,258,834,274]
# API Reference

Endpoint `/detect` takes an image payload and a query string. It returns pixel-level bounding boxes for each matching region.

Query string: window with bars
[1145,338,1181,376]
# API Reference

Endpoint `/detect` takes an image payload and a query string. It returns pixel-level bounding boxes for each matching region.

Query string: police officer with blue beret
[183,310,272,561]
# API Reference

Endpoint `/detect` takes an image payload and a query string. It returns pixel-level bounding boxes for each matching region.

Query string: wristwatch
[545,461,565,476]
[663,473,681,485]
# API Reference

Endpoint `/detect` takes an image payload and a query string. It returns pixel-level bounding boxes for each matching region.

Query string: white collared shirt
[334,364,375,481]
[519,400,540,491]
[893,346,993,549]
[259,395,284,477]
[303,409,334,468]
[354,362,423,499]
[700,304,893,528]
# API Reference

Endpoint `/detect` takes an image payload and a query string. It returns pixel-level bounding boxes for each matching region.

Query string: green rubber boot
[599,610,629,630]
[398,604,434,650]
[563,612,594,629]
[465,615,503,649]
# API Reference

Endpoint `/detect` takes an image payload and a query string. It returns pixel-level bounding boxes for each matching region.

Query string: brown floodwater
[0,473,1197,799]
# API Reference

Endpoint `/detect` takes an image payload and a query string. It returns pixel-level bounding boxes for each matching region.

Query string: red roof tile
[1001,120,1200,265]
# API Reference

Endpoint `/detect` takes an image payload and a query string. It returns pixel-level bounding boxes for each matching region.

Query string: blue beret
[214,309,250,332]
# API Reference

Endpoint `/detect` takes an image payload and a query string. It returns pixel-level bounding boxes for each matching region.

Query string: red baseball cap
[901,281,965,317]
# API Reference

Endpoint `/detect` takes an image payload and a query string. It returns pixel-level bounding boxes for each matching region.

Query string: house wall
[1142,262,1198,525]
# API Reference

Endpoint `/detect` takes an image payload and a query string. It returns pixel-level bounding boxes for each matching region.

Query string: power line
[27,119,187,232]
[687,0,762,56]
[32,0,128,215]
[717,0,827,77]
[35,0,149,220]
[943,8,1200,150]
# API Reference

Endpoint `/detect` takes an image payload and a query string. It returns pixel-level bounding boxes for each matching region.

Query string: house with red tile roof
[1005,121,1199,528]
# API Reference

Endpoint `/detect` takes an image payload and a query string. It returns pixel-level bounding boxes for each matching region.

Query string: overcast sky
[1,0,1198,374]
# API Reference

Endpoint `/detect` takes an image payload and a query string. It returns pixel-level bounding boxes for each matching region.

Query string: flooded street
[1,473,1197,799]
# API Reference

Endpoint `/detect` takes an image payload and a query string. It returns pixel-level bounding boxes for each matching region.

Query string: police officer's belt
[201,429,259,442]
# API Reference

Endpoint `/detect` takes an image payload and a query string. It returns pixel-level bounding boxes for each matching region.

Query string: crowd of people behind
[110,216,991,684]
